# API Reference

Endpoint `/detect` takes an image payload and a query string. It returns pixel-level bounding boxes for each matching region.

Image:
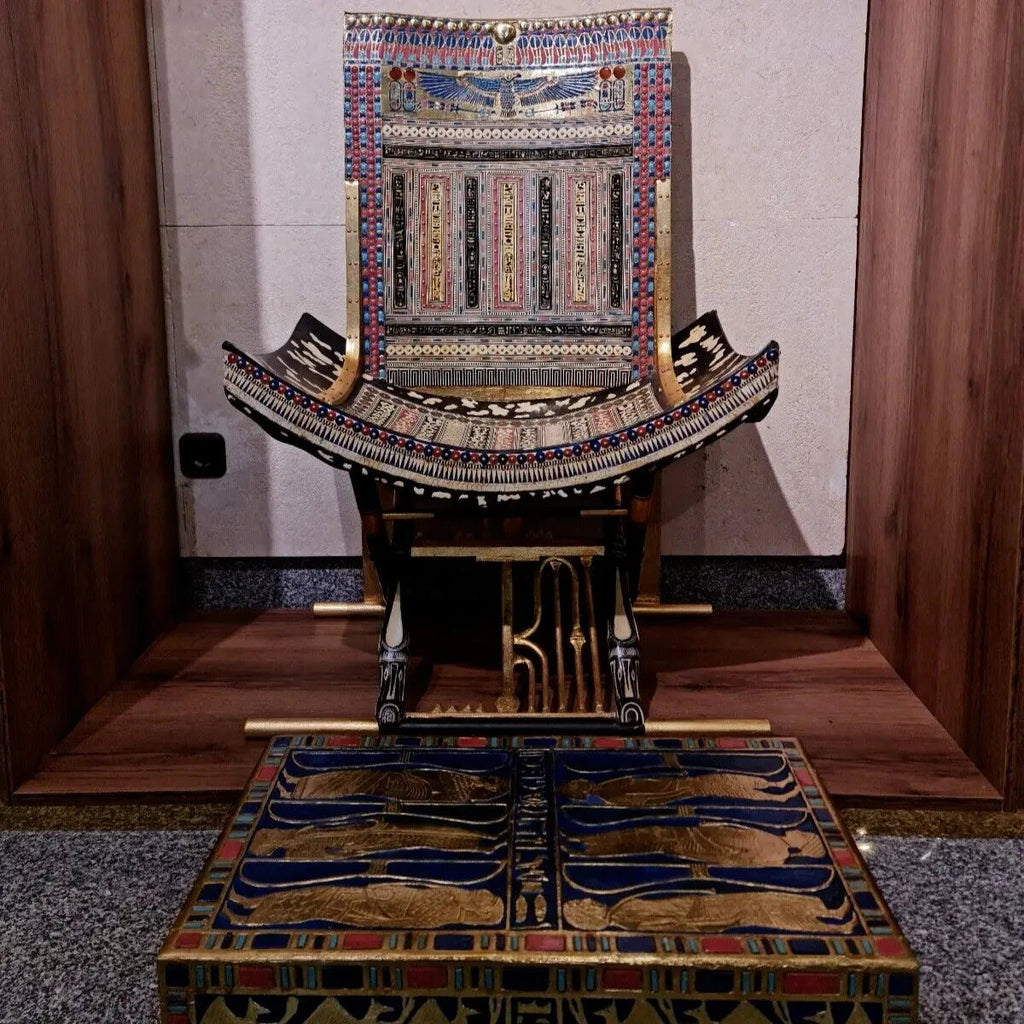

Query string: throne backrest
[343,11,672,394]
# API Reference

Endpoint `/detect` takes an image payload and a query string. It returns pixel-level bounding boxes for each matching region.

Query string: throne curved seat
[224,310,778,501]
[222,10,780,729]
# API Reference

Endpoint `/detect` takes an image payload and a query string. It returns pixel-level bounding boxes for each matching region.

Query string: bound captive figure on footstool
[223,10,779,730]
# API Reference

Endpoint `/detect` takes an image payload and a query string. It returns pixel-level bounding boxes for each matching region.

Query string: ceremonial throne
[223,10,779,732]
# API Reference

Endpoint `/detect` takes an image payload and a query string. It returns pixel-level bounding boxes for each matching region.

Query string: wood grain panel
[847,0,1024,804]
[16,612,1000,808]
[0,7,74,799]
[0,0,177,794]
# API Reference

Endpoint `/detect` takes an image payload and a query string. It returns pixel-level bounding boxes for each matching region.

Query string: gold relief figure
[499,181,518,304]
[559,771,795,806]
[719,1007,775,1024]
[226,881,505,927]
[515,894,528,923]
[518,1004,555,1021]
[284,767,507,802]
[426,180,446,306]
[809,1007,871,1024]
[679,1008,714,1024]
[409,1001,481,1024]
[562,891,855,933]
[575,823,825,866]
[199,997,297,1024]
[594,1001,672,1024]
[304,999,396,1024]
[568,998,677,1024]
[249,820,496,858]
[572,178,590,304]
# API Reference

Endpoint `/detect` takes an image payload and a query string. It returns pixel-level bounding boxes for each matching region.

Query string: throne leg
[376,508,414,729]
[377,574,409,728]
[348,474,412,728]
[625,470,656,599]
[605,510,645,728]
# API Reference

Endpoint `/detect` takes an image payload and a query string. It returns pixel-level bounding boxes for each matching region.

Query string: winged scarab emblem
[417,70,597,117]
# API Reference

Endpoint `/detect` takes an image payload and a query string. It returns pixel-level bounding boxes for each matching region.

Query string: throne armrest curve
[222,312,360,406]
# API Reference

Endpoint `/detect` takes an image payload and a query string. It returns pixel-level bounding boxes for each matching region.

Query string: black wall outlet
[179,432,227,479]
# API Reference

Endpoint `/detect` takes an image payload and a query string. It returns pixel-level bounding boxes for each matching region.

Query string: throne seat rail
[223,310,778,502]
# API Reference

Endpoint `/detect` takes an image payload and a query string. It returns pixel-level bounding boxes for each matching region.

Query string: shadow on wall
[151,0,270,554]
[661,50,811,558]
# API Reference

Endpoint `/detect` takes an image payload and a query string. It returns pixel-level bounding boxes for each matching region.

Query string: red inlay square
[701,936,743,953]
[716,737,750,749]
[167,1016,190,1024]
[326,735,361,747]
[833,847,858,867]
[593,737,626,748]
[255,765,277,782]
[238,965,276,988]
[525,934,566,951]
[217,839,244,862]
[781,972,841,996]
[173,932,202,949]
[342,933,384,950]
[876,938,906,957]
[794,769,815,788]
[407,966,448,988]
[602,968,644,991]
[456,736,488,747]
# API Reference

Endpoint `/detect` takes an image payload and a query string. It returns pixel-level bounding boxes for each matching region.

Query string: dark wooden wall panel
[0,0,178,795]
[847,0,1024,804]
[0,8,73,798]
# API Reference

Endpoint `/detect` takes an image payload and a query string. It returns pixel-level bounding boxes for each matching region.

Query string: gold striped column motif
[496,553,605,715]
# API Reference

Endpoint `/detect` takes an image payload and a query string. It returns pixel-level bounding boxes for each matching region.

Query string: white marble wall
[149,0,866,557]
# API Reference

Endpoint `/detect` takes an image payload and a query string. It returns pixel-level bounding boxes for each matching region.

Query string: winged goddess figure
[417,69,596,117]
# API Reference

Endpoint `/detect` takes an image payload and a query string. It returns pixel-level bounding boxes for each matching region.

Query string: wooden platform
[17,610,1001,808]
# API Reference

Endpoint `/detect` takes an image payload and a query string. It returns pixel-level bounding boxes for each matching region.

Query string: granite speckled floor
[0,830,1021,1023]
[180,556,846,611]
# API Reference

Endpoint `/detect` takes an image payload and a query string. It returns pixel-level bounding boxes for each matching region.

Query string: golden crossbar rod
[310,600,714,617]
[645,718,771,736]
[312,602,386,617]
[634,602,714,616]
[246,719,379,737]
[243,716,772,739]
[412,544,605,561]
